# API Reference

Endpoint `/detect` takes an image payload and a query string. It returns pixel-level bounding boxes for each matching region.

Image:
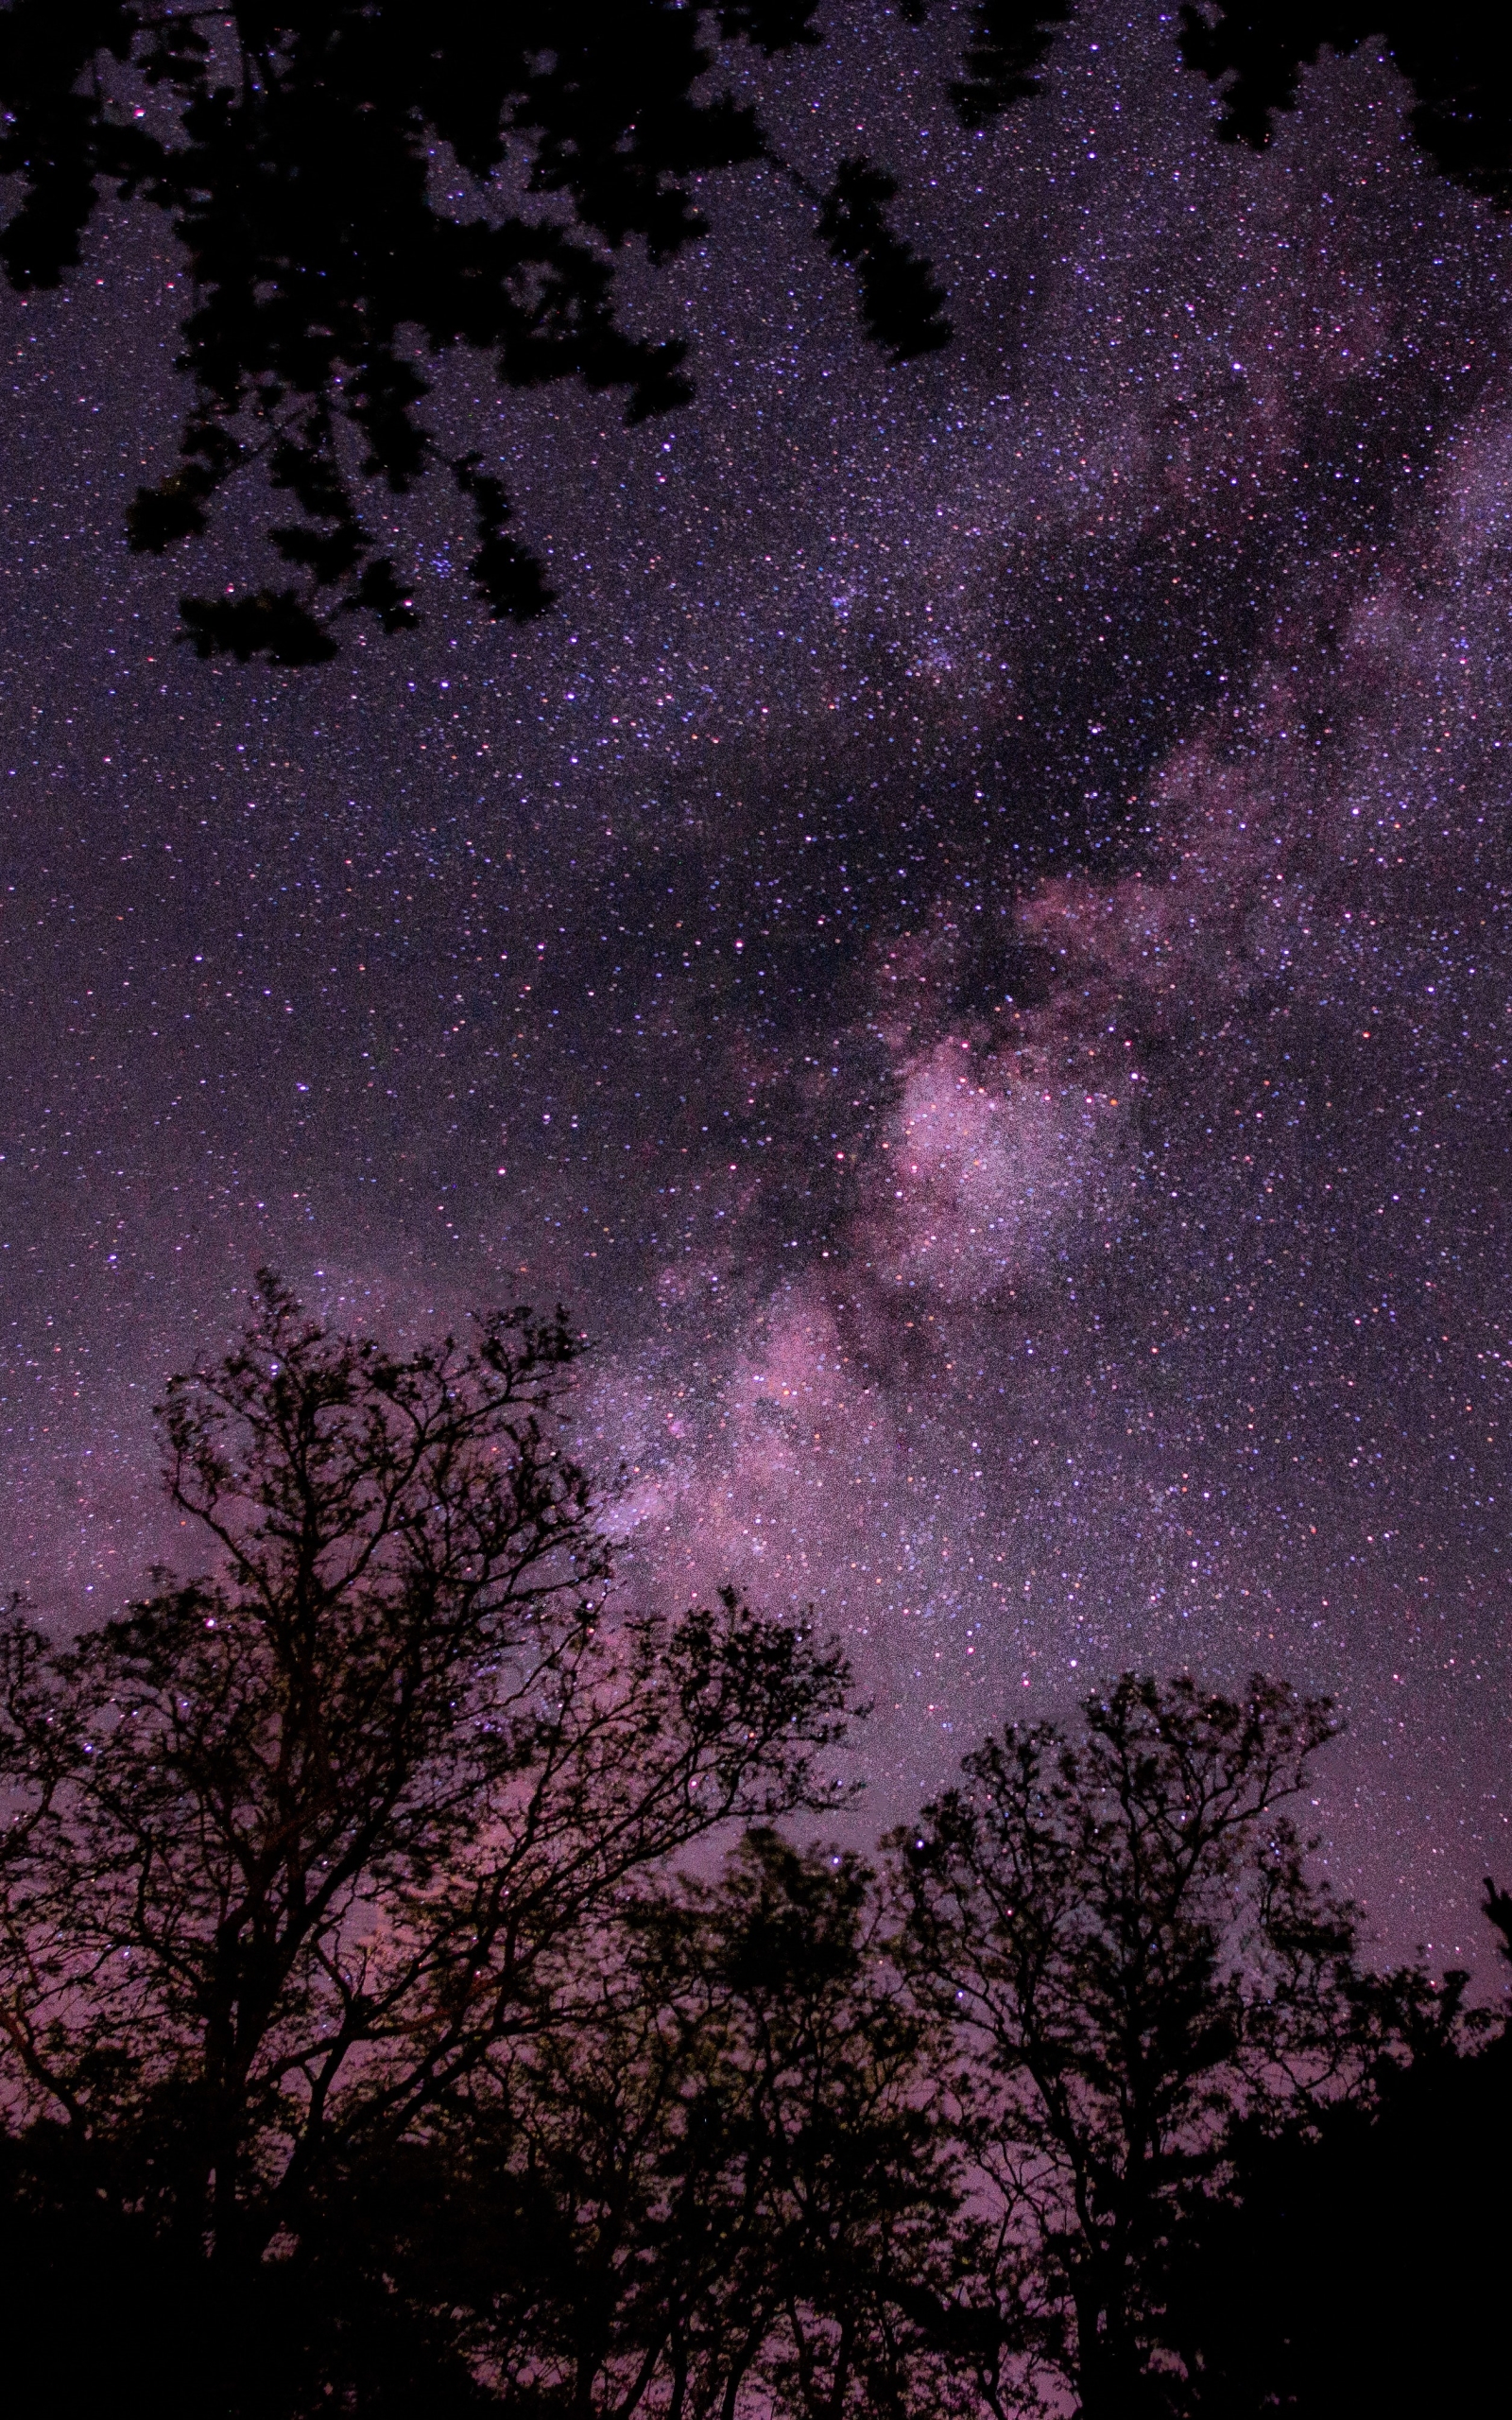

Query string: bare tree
[0,1272,852,2313]
[462,1828,967,2420]
[889,1674,1380,2420]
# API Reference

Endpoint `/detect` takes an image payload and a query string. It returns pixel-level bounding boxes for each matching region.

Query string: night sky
[3,8,1508,1961]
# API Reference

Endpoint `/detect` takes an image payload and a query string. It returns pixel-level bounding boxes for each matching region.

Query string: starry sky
[2,7,1508,1961]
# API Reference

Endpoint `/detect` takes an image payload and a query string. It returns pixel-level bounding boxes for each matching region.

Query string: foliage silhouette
[0,1271,853,2410]
[1151,1985,1512,2416]
[1177,8,1512,208]
[887,1672,1443,2420]
[0,3,949,661]
[0,2118,491,2416]
[1,1289,1508,2414]
[432,1829,968,2420]
[2,8,1503,662]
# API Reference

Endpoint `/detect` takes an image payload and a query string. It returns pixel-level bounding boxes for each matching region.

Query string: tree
[888,1673,1392,2420]
[436,1827,968,2420]
[1148,1893,1512,2418]
[1176,9,1512,211]
[0,2112,493,2415]
[0,1,952,664]
[0,1271,853,2408]
[3,8,1503,666]
[4,1275,1507,2416]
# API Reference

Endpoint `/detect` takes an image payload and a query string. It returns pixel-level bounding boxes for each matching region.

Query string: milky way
[2,9,1509,1958]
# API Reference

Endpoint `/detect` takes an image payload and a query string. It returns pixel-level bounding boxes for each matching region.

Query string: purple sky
[2,8,1508,1965]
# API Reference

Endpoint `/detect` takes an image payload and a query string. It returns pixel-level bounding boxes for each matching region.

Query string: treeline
[1,1276,1506,2416]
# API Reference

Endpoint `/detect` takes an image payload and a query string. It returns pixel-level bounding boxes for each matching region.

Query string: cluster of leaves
[0,1274,1508,2415]
[889,1677,1509,2419]
[0,2,955,661]
[3,7,1501,664]
[0,1278,851,2260]
[1177,7,1512,208]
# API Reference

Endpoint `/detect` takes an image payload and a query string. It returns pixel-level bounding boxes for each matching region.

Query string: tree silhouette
[1151,1953,1511,2418]
[0,2117,492,2415]
[0,2,950,663]
[1177,9,1512,209]
[3,8,1503,664]
[445,1828,968,2420]
[888,1673,1396,2420]
[0,1272,852,2409]
[1485,1870,1512,1963]
[3,1281,1508,2413]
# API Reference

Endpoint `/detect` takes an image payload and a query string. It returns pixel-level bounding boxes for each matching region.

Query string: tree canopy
[887,1671,1480,2418]
[0,1276,852,2298]
[0,4,1505,664]
[2,1273,1509,2416]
